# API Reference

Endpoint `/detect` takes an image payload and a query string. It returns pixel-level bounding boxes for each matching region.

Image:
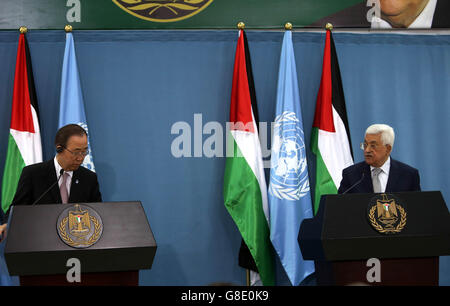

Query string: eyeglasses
[64,147,89,157]
[360,142,379,151]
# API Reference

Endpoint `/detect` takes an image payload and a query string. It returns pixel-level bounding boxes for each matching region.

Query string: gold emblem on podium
[112,0,214,23]
[57,204,103,248]
[368,194,407,234]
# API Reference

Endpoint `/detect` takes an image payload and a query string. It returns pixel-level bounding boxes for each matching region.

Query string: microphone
[32,169,65,205]
[342,172,365,194]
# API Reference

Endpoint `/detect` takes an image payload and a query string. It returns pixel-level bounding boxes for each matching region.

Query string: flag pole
[19,26,27,34]
[236,20,252,287]
[326,22,333,31]
[65,24,73,33]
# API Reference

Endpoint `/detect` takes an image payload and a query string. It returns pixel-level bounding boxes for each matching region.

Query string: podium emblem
[368,194,407,234]
[112,0,214,23]
[57,204,103,248]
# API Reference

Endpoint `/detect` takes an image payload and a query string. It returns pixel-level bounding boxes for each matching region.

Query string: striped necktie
[60,172,69,203]
[372,167,382,193]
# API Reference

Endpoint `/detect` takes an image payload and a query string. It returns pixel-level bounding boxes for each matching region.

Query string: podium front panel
[4,201,157,276]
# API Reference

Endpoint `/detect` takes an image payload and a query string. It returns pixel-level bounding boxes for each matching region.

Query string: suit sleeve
[90,173,102,202]
[414,169,421,191]
[337,169,349,194]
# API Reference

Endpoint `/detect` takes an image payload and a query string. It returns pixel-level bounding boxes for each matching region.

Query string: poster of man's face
[310,0,449,30]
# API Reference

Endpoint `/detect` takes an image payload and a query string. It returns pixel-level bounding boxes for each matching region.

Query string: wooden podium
[299,191,450,285]
[4,201,157,286]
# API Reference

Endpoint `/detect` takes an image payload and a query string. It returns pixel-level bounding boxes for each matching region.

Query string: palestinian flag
[1,33,42,214]
[223,30,274,286]
[311,30,353,215]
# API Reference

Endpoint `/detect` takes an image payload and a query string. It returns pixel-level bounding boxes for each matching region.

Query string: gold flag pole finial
[237,22,245,30]
[65,25,73,33]
[19,26,28,34]
[284,22,293,30]
[325,23,333,31]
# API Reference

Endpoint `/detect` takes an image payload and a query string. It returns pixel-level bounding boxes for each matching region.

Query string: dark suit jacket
[3,159,102,223]
[432,0,450,28]
[338,158,421,194]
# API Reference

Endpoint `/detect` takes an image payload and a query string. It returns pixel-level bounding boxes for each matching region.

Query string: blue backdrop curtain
[0,30,449,285]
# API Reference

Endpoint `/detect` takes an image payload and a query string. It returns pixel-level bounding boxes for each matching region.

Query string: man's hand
[0,223,7,243]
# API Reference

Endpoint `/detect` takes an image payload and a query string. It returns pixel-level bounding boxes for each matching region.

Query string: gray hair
[365,124,395,148]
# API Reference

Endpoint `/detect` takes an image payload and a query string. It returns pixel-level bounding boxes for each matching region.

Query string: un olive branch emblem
[369,204,407,234]
[268,111,310,201]
[269,181,310,201]
[59,216,102,247]
[113,0,214,23]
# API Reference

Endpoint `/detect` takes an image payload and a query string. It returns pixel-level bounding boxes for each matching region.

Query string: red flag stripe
[10,34,35,133]
[312,30,335,133]
[229,30,255,133]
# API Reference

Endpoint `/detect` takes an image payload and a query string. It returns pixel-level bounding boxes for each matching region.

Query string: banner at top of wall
[0,0,448,30]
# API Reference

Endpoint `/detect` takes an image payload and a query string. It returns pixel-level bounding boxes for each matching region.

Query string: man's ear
[386,144,392,155]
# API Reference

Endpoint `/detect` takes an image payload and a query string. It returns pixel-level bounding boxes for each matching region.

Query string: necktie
[60,172,69,204]
[372,168,382,193]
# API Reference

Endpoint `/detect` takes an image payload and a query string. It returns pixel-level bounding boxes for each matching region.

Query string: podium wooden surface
[20,270,139,286]
[315,257,438,286]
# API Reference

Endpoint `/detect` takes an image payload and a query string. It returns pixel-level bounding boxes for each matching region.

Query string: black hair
[54,124,87,150]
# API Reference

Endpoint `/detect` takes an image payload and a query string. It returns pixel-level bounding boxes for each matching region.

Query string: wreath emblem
[57,204,103,248]
[268,111,310,201]
[112,0,214,23]
[367,194,407,234]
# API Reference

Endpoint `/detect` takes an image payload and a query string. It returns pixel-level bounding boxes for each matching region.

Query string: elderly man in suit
[0,124,102,242]
[338,124,421,194]
[310,0,450,29]
[371,0,448,29]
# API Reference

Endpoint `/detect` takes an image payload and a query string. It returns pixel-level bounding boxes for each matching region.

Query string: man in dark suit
[0,124,102,242]
[338,124,420,194]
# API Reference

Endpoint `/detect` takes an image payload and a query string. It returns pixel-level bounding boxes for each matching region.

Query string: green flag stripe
[1,133,26,213]
[224,138,275,286]
[311,127,337,215]
[313,151,338,215]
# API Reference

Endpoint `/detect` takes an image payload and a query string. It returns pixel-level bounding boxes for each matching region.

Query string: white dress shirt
[370,156,391,193]
[54,157,73,198]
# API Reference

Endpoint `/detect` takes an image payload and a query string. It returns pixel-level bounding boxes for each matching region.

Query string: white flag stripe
[230,128,269,224]
[317,106,353,188]
[10,106,42,166]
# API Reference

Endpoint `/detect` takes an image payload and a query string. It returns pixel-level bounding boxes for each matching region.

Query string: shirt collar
[54,156,73,178]
[370,156,391,174]
[409,0,437,28]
